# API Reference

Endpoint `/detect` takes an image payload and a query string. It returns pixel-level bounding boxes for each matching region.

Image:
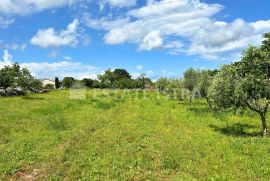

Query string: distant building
[41,79,55,88]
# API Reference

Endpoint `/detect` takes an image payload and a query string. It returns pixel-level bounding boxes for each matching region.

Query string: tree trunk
[260,113,268,137]
[206,97,212,109]
[189,96,192,104]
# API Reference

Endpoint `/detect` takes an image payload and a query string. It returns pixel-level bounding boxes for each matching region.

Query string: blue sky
[0,0,270,80]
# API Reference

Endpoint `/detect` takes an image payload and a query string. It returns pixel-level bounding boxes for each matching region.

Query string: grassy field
[0,90,270,180]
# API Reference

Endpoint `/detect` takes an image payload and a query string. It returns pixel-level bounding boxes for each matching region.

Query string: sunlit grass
[0,90,269,180]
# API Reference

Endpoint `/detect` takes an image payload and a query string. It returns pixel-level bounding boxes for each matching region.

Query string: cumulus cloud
[139,31,163,51]
[85,0,270,60]
[0,50,13,69]
[21,61,99,79]
[0,0,77,15]
[251,20,270,34]
[0,50,100,79]
[31,19,79,48]
[99,0,137,8]
[86,0,223,51]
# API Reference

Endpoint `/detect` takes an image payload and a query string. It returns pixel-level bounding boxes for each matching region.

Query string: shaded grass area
[0,90,270,180]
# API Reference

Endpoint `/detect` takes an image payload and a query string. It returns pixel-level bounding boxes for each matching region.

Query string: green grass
[0,90,270,180]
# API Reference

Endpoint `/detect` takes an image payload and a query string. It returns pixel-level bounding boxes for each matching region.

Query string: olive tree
[155,78,169,92]
[209,33,270,136]
[183,68,199,103]
[199,70,215,108]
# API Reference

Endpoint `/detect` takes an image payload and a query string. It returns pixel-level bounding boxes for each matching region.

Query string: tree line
[59,69,154,89]
[0,33,269,136]
[155,33,270,136]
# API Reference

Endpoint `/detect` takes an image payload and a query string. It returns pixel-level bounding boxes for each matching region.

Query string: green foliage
[98,69,151,89]
[183,68,199,93]
[198,70,212,99]
[30,79,43,90]
[113,69,131,80]
[0,63,41,93]
[209,33,270,136]
[81,78,94,88]
[92,80,101,88]
[208,65,238,110]
[62,77,75,88]
[155,78,169,91]
[166,79,183,100]
[183,68,200,102]
[45,84,55,90]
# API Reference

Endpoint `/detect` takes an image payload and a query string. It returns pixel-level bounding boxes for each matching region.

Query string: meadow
[0,90,270,180]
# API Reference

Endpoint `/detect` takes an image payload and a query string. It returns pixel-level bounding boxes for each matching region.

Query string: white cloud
[136,65,143,70]
[139,31,163,51]
[88,0,223,51]
[31,19,80,48]
[0,50,100,79]
[85,0,270,60]
[99,0,137,8]
[0,0,77,15]
[251,20,270,34]
[0,17,14,28]
[0,50,12,69]
[0,41,27,51]
[21,61,99,79]
[127,0,221,18]
[64,56,72,60]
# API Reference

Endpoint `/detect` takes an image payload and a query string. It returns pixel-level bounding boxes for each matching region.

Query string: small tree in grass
[199,70,214,108]
[62,77,75,88]
[81,78,94,88]
[183,68,199,103]
[209,33,270,136]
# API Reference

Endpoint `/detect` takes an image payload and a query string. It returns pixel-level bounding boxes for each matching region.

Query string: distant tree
[81,78,94,88]
[208,65,238,110]
[0,63,24,89]
[45,84,54,90]
[144,78,154,89]
[136,74,146,89]
[113,69,131,80]
[208,69,219,76]
[183,68,199,103]
[0,63,42,95]
[199,70,213,107]
[92,80,101,88]
[155,78,169,92]
[166,79,183,100]
[55,77,60,89]
[98,69,114,88]
[29,79,43,91]
[62,77,75,88]
[134,74,153,89]
[98,69,133,89]
[209,33,270,136]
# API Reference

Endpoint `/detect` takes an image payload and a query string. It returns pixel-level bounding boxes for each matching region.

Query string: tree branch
[245,100,261,113]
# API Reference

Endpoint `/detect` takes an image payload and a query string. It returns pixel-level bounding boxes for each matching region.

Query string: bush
[62,77,75,88]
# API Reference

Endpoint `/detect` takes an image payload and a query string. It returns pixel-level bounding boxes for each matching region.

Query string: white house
[41,79,55,88]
